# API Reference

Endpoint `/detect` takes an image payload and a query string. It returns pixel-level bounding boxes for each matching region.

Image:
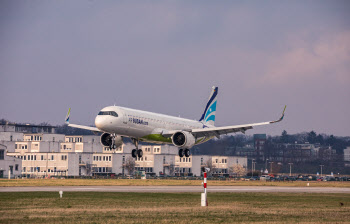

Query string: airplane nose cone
[95,116,104,129]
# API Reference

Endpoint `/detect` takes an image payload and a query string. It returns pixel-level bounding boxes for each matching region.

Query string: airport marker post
[204,172,207,195]
[201,168,209,207]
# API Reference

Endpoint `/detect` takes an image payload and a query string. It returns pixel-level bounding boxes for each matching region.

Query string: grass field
[0,192,349,223]
[1,179,350,187]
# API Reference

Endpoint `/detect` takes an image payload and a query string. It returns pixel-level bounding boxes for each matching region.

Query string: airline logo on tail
[65,108,71,124]
[199,86,218,126]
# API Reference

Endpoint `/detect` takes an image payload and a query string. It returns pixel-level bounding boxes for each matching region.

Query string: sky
[0,1,349,136]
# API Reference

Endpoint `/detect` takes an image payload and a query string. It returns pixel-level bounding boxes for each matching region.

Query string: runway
[1,186,349,193]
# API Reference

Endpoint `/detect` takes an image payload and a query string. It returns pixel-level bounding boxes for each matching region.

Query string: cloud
[261,31,350,84]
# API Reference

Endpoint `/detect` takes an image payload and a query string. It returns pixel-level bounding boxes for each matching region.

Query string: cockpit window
[98,111,118,117]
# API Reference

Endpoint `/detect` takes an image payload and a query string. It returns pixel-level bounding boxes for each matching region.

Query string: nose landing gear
[109,134,118,149]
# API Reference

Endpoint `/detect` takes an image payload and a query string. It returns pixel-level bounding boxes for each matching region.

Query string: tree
[168,163,176,176]
[281,130,289,143]
[229,164,246,177]
[316,134,324,145]
[326,135,336,146]
[307,131,317,144]
[0,119,8,125]
[204,158,216,175]
[123,157,136,175]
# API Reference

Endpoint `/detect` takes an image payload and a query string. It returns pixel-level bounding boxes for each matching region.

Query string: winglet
[271,105,286,124]
[65,108,71,124]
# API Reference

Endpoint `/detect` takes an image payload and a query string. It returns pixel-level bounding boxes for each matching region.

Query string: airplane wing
[65,108,101,132]
[162,106,286,138]
[67,123,101,132]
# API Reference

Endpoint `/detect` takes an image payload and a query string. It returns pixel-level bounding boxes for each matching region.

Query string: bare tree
[229,164,246,177]
[205,158,216,175]
[168,162,176,176]
[123,157,136,175]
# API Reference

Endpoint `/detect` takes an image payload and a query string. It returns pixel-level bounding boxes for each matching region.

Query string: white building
[0,144,22,178]
[1,131,248,178]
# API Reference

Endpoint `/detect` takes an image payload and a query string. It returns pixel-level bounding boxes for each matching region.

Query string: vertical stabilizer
[199,86,218,126]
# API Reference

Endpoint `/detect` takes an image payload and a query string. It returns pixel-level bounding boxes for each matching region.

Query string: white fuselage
[94,106,213,141]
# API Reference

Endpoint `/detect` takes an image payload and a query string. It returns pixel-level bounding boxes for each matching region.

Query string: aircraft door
[123,113,128,124]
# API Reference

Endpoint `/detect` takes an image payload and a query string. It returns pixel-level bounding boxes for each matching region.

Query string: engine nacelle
[171,131,196,149]
[100,133,123,148]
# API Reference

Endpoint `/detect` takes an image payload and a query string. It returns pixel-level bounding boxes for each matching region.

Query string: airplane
[65,86,286,158]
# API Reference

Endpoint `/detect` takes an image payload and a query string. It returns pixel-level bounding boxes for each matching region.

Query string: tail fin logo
[199,86,218,125]
[65,108,71,124]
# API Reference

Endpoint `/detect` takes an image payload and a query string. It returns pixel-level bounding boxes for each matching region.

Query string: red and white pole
[201,172,208,206]
[204,172,207,194]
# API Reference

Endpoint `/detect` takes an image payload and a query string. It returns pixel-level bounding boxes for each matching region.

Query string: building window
[41,155,44,160]
[51,155,54,161]
[0,150,4,160]
[109,156,111,161]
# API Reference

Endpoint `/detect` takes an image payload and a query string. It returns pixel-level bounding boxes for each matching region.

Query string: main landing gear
[131,138,143,158]
[178,149,190,158]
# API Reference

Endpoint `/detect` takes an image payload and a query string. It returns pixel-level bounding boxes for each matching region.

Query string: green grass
[1,179,350,187]
[0,192,349,223]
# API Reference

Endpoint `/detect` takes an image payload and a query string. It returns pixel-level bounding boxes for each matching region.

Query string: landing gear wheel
[178,149,184,157]
[137,149,143,157]
[184,149,190,157]
[131,149,137,158]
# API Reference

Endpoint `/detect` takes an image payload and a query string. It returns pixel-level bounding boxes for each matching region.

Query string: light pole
[269,162,274,174]
[320,165,324,176]
[288,163,293,176]
[251,159,255,177]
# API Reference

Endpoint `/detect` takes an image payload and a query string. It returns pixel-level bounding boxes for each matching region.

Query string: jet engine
[100,133,123,148]
[171,131,196,148]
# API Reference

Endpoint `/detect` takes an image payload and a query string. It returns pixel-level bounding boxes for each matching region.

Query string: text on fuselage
[129,117,148,125]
